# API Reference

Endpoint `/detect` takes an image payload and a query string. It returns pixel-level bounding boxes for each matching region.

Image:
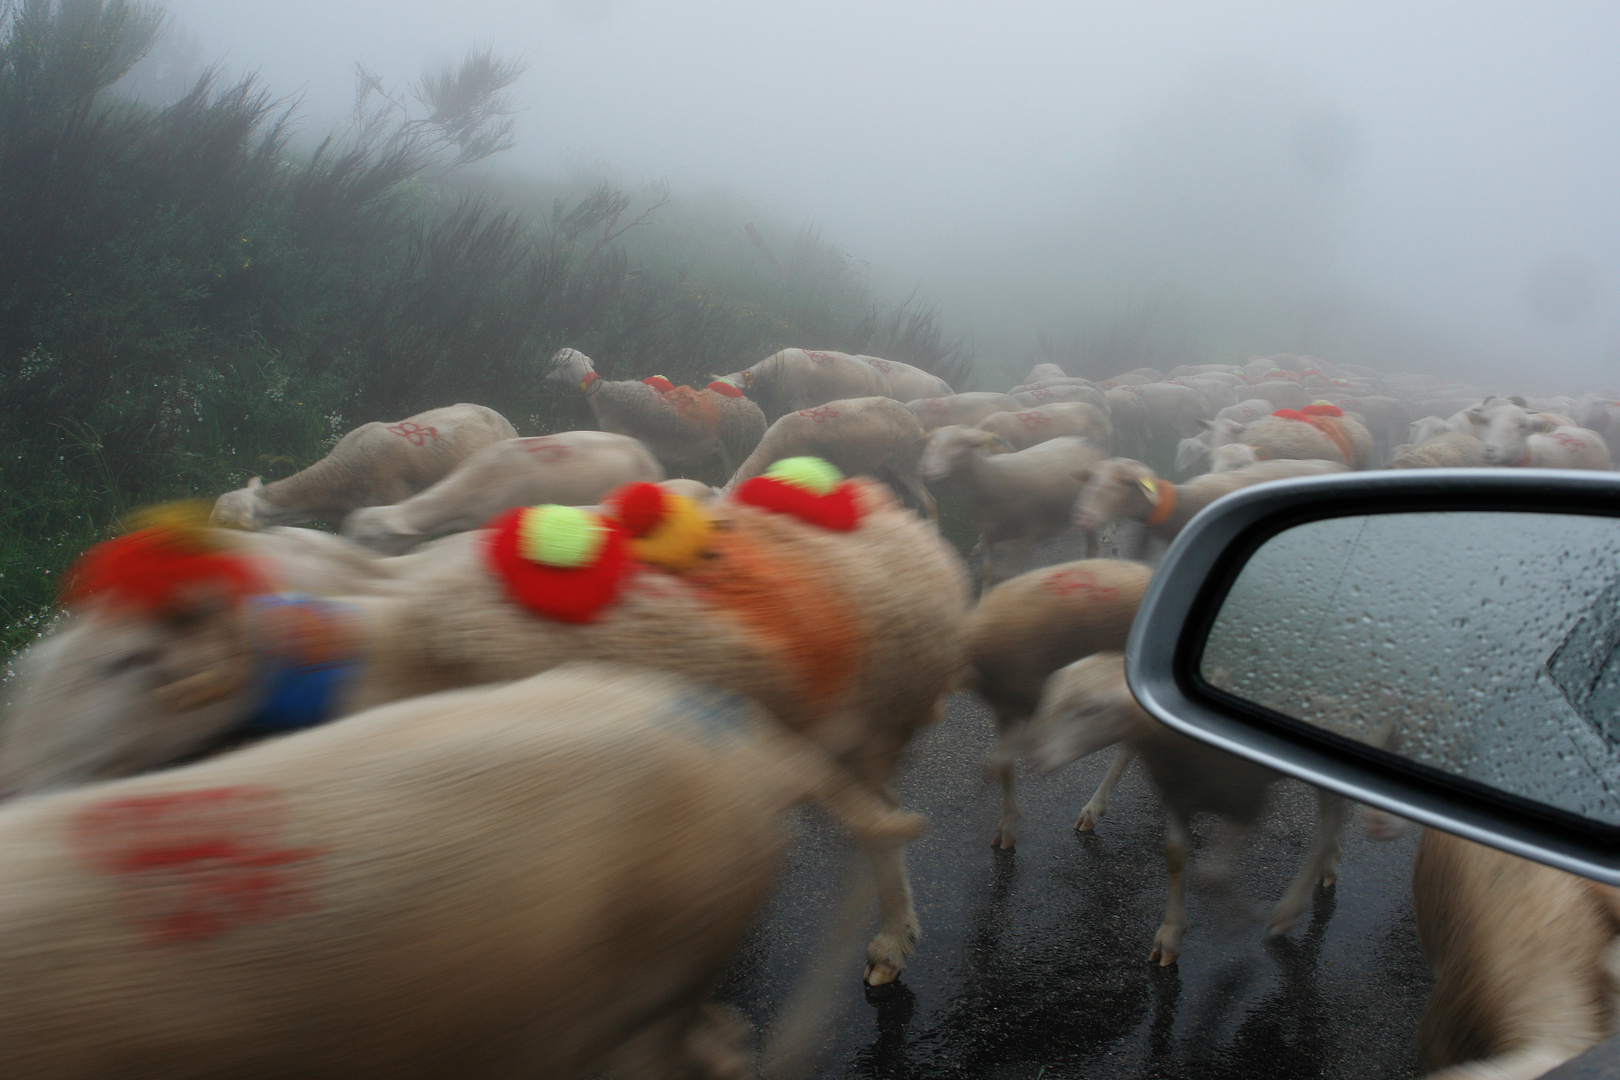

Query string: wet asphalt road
[720,538,1435,1080]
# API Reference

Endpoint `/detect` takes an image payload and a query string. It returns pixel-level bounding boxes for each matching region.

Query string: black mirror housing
[1127,468,1620,884]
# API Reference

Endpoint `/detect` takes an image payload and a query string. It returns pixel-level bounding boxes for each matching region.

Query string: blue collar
[239,595,364,734]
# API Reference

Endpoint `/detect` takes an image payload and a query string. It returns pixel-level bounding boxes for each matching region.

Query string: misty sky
[158,1,1620,388]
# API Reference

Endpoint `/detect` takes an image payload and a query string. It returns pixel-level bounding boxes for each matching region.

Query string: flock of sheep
[0,344,1615,1079]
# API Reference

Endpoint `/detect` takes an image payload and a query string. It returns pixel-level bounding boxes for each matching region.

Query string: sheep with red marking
[342,432,665,555]
[209,404,518,530]
[545,349,766,476]
[716,348,890,416]
[963,559,1154,850]
[1466,398,1611,469]
[1,472,967,986]
[974,401,1113,453]
[720,397,936,517]
[906,392,1021,432]
[0,663,918,1079]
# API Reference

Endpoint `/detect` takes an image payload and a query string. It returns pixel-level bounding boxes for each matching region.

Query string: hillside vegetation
[0,0,969,651]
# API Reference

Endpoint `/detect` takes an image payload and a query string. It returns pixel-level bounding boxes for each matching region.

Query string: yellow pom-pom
[1311,398,1334,407]
[630,495,714,572]
[765,456,843,496]
[119,501,219,549]
[517,505,606,568]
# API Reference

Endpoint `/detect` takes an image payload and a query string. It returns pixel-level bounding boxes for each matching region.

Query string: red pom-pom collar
[1271,409,1306,422]
[642,375,675,393]
[706,380,745,398]
[1300,403,1344,418]
[60,529,265,614]
[482,507,634,623]
[733,477,861,531]
[606,482,669,537]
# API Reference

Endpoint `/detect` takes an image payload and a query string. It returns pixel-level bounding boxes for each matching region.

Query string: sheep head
[1026,653,1139,773]
[1072,458,1156,532]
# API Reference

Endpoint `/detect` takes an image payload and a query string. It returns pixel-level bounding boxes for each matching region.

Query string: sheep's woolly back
[595,382,721,441]
[965,559,1153,718]
[373,479,968,765]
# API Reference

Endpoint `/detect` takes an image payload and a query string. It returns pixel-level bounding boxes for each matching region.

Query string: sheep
[716,348,890,416]
[1009,377,1097,394]
[0,662,917,1079]
[341,433,665,555]
[1206,443,1262,472]
[1103,387,1152,459]
[1023,362,1068,384]
[1409,414,1469,445]
[1330,395,1412,460]
[1170,376,1239,411]
[1386,431,1487,469]
[1096,371,1158,389]
[209,404,519,530]
[719,396,936,517]
[963,559,1154,849]
[1465,398,1612,469]
[1412,828,1620,1080]
[1026,653,1347,965]
[1173,398,1273,476]
[974,401,1113,453]
[854,354,953,400]
[0,476,968,985]
[906,391,1021,432]
[1072,457,1349,559]
[917,428,1104,585]
[1245,379,1311,412]
[1128,382,1214,442]
[545,349,767,476]
[1576,395,1620,461]
[1237,407,1379,469]
[1012,383,1111,413]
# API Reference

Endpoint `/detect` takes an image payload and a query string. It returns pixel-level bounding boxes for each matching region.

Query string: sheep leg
[1151,809,1192,966]
[1266,788,1346,937]
[1075,744,1135,831]
[990,723,1020,850]
[863,786,921,987]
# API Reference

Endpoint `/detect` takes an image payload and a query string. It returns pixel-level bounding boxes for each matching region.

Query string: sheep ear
[1465,412,1484,426]
[1509,396,1528,408]
[1529,414,1554,433]
[248,476,264,490]
[1194,418,1213,431]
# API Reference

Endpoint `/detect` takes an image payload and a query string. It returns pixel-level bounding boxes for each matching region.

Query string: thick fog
[153,0,1620,388]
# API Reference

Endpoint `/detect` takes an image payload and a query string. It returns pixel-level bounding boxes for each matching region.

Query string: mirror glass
[1201,511,1620,826]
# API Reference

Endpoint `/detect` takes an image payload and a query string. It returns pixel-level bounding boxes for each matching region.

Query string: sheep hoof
[864,961,901,986]
[1151,923,1184,965]
[990,829,1016,852]
[1264,908,1302,938]
[1075,805,1102,831]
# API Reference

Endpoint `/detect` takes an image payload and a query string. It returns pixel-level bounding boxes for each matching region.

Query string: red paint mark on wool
[1552,432,1587,452]
[520,437,572,463]
[865,358,892,372]
[76,787,328,944]
[1042,567,1123,601]
[798,406,839,424]
[804,350,838,365]
[1016,412,1051,427]
[1031,389,1055,400]
[387,422,438,445]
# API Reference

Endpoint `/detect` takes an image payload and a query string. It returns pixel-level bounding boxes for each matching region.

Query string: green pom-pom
[765,456,843,496]
[517,505,606,567]
[1311,398,1334,407]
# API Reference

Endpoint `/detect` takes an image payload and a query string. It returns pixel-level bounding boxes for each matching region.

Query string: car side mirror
[1126,468,1620,883]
